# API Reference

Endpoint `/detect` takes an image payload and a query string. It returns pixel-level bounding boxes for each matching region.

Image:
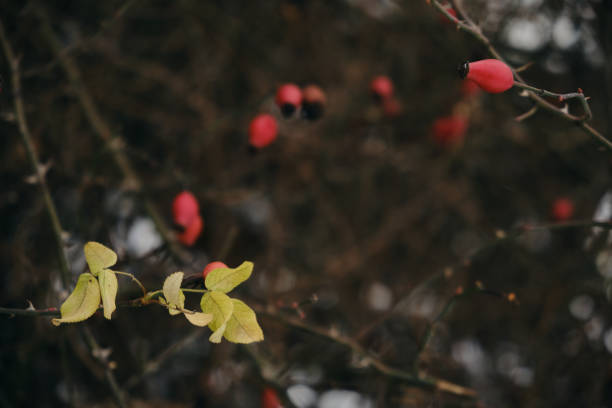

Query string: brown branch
[0,18,129,408]
[429,0,612,150]
[254,305,477,398]
[0,21,71,288]
[35,8,191,264]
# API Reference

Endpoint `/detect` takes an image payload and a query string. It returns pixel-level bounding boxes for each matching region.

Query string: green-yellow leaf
[52,273,101,326]
[163,272,185,315]
[84,242,117,276]
[209,323,227,343]
[200,291,234,343]
[98,269,118,320]
[204,261,253,293]
[184,312,213,327]
[223,299,264,344]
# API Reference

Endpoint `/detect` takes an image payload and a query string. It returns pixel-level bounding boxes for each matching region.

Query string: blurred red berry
[275,83,303,117]
[301,85,326,120]
[261,387,283,408]
[177,215,203,246]
[461,79,481,97]
[249,114,278,148]
[551,197,574,221]
[458,59,514,94]
[431,116,468,148]
[439,3,457,24]
[172,191,200,228]
[382,97,402,117]
[370,75,394,101]
[202,261,228,279]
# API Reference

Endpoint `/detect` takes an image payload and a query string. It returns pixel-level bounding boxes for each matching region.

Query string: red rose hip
[249,114,278,148]
[261,387,283,408]
[431,116,468,148]
[177,215,203,246]
[202,261,228,279]
[275,83,302,118]
[370,75,394,101]
[172,191,200,228]
[551,197,574,221]
[458,59,514,94]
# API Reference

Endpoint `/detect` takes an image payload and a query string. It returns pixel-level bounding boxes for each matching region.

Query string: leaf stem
[113,271,147,296]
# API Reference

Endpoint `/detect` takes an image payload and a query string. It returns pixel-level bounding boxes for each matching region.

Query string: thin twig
[429,0,612,150]
[0,19,129,408]
[0,20,71,288]
[23,0,141,78]
[35,8,191,264]
[81,327,128,408]
[254,305,477,397]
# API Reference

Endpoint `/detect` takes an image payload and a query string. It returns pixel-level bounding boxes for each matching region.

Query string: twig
[35,8,191,264]
[429,0,612,150]
[0,19,129,408]
[125,329,207,390]
[254,305,477,398]
[23,0,141,78]
[0,20,71,288]
[81,327,128,408]
[413,288,502,371]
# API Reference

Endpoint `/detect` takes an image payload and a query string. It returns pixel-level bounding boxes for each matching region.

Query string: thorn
[518,90,530,98]
[26,300,35,310]
[475,281,484,290]
[444,267,454,279]
[560,104,569,114]
[495,229,506,239]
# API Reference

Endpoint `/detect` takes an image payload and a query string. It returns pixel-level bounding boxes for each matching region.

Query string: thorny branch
[428,0,612,150]
[0,19,128,408]
[35,7,192,265]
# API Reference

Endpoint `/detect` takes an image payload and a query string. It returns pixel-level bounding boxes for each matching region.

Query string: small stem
[513,82,593,119]
[0,306,60,317]
[113,271,147,296]
[181,288,208,294]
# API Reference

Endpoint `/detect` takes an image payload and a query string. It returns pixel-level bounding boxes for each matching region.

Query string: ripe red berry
[275,83,303,118]
[551,197,574,221]
[249,114,278,149]
[202,261,228,279]
[431,116,468,148]
[177,215,203,246]
[370,75,394,101]
[301,85,326,120]
[172,191,200,228]
[458,59,514,94]
[261,387,283,408]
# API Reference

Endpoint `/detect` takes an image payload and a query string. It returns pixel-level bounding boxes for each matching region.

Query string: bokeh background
[2,0,612,407]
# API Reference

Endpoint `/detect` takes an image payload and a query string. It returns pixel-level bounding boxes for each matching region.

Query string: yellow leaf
[84,242,117,276]
[163,271,185,314]
[204,261,253,293]
[184,312,213,327]
[52,273,100,326]
[201,291,234,343]
[223,299,263,344]
[99,269,118,320]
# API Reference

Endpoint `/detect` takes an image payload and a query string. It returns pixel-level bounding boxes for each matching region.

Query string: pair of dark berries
[248,83,326,149]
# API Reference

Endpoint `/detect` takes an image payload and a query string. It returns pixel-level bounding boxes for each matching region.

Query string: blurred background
[2,0,612,407]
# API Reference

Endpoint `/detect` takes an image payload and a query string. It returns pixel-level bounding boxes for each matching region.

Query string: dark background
[1,0,612,407]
